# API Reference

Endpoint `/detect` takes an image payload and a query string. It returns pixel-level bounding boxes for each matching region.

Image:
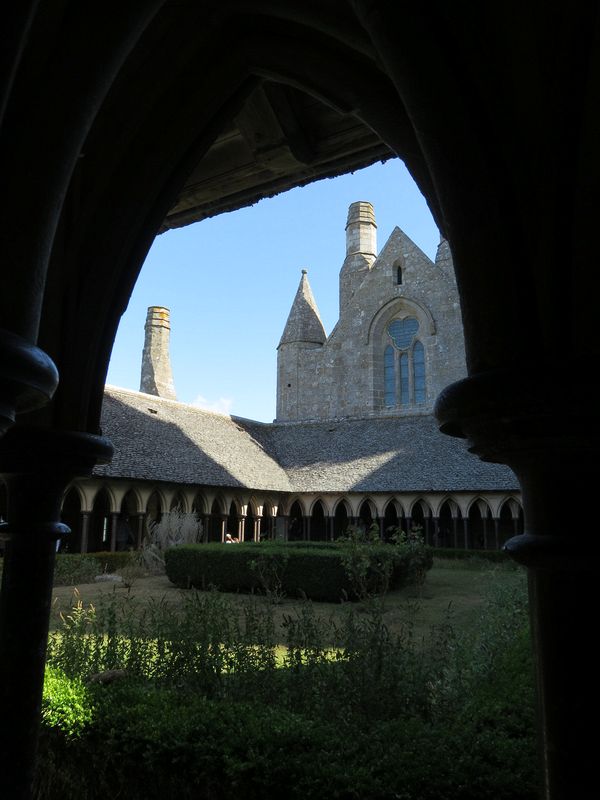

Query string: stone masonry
[276,202,467,421]
[140,306,177,399]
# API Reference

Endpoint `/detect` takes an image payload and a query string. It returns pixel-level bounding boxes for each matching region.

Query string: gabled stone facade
[276,202,466,421]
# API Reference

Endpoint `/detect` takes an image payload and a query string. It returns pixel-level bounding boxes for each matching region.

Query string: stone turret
[276,270,326,421]
[339,201,377,311]
[140,306,177,399]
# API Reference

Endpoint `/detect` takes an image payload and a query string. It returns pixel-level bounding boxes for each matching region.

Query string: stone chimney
[345,201,377,259]
[140,306,177,399]
[339,201,377,311]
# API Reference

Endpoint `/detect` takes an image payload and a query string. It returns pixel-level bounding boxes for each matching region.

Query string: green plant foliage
[53,555,100,586]
[164,538,432,602]
[41,665,95,737]
[38,572,537,799]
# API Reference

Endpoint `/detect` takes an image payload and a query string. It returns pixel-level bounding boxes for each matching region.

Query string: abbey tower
[276,202,467,422]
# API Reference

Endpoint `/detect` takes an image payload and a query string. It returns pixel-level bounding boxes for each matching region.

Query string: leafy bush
[53,555,100,586]
[141,510,203,574]
[38,573,538,799]
[164,540,431,602]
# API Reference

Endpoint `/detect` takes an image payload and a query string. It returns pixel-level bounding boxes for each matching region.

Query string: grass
[49,556,527,643]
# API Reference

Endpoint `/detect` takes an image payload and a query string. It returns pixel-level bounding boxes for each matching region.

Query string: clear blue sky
[106,157,440,422]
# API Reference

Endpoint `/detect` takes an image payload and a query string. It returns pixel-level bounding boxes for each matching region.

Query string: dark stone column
[109,512,119,552]
[452,516,458,549]
[0,426,112,799]
[493,517,500,550]
[463,518,469,549]
[135,513,145,549]
[432,516,440,547]
[436,368,598,798]
[80,510,92,553]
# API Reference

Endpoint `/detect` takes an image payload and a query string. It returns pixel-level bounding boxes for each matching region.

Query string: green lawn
[49,556,527,642]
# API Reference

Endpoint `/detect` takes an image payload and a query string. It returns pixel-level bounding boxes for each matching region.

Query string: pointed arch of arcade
[119,488,143,551]
[465,497,493,550]
[243,498,258,543]
[499,497,524,547]
[206,496,226,543]
[409,498,433,544]
[437,497,462,549]
[260,498,276,541]
[288,498,305,542]
[333,498,351,540]
[59,485,84,553]
[308,498,327,542]
[383,498,403,541]
[143,488,165,542]
[169,491,187,512]
[357,497,377,534]
[89,486,116,553]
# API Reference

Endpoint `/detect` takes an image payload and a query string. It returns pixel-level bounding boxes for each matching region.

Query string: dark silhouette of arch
[333,501,349,540]
[90,488,111,553]
[60,487,83,553]
[310,500,327,541]
[383,500,400,541]
[288,500,304,542]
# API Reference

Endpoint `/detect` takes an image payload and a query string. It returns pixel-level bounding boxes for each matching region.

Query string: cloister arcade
[41,478,523,554]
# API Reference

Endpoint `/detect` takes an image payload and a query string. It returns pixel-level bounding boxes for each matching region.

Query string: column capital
[434,367,598,463]
[0,426,113,478]
[0,329,59,435]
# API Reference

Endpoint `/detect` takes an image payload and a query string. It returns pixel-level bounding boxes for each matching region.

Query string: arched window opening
[438,500,457,548]
[310,500,327,541]
[384,345,395,406]
[411,502,426,538]
[60,488,83,553]
[383,316,426,408]
[383,501,399,542]
[288,500,304,541]
[170,493,185,512]
[260,502,274,541]
[90,489,111,553]
[358,500,374,535]
[413,341,425,403]
[334,502,349,540]
[208,499,224,542]
[244,504,256,543]
[467,502,491,549]
[227,501,239,542]
[396,265,402,285]
[117,490,138,551]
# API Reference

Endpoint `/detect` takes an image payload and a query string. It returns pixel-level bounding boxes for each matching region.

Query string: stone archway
[310,500,327,541]
[60,487,83,554]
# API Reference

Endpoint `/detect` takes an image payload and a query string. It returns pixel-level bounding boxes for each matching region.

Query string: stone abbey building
[46,202,522,553]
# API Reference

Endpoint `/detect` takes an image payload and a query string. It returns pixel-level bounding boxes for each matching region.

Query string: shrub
[53,555,100,586]
[141,511,203,574]
[38,572,537,800]
[164,540,431,602]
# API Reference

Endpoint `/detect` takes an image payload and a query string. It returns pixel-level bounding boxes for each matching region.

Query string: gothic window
[383,316,426,407]
[384,345,395,406]
[396,265,402,285]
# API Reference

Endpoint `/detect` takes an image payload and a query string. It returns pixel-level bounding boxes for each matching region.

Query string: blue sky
[106,157,440,422]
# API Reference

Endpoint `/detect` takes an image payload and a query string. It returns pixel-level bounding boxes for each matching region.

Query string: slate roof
[95,386,518,494]
[94,387,291,491]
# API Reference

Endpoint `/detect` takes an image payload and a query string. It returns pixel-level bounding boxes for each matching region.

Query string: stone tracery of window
[383,316,426,407]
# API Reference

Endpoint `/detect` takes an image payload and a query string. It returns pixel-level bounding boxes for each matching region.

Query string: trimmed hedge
[52,552,136,586]
[164,542,432,602]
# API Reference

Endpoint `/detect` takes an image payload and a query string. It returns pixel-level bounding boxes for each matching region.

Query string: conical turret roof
[278,270,326,346]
